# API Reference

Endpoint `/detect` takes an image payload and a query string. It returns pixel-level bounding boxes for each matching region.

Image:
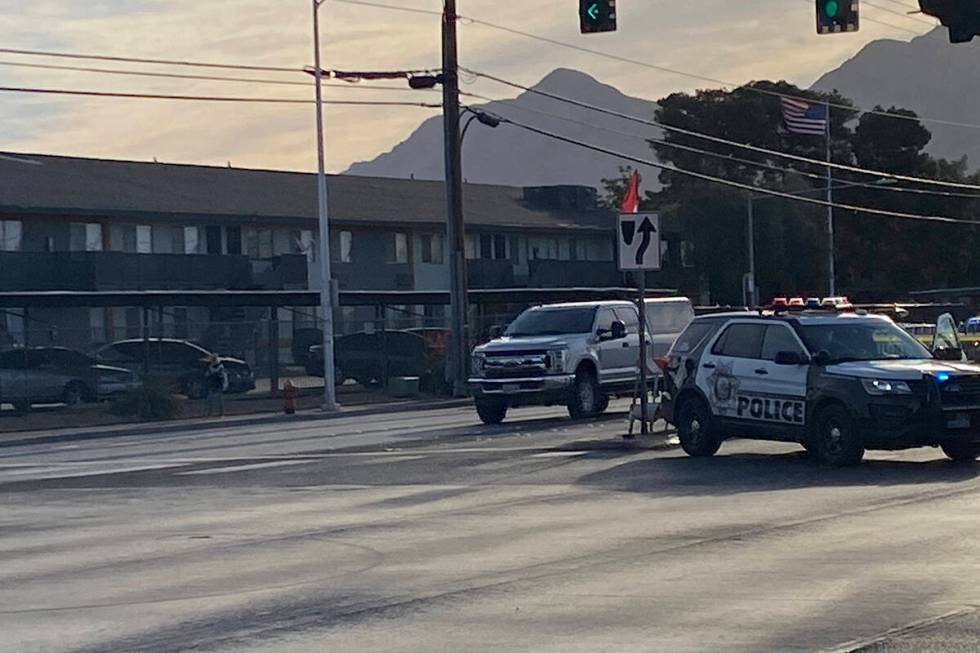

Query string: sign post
[618,212,661,435]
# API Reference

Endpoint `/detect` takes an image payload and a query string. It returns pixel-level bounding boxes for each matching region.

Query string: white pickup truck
[469,298,694,424]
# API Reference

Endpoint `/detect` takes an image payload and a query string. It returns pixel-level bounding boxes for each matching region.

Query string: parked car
[0,347,139,412]
[307,330,431,387]
[469,297,694,424]
[89,338,254,399]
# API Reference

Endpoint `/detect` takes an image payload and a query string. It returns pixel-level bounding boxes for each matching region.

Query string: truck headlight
[545,349,567,373]
[471,353,486,376]
[861,378,912,395]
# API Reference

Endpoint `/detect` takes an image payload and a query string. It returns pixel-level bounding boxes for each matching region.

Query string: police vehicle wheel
[567,369,600,419]
[676,398,720,457]
[813,404,864,466]
[475,398,508,425]
[940,440,980,463]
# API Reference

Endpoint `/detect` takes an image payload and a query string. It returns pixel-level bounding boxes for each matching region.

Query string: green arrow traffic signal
[824,0,839,18]
[580,0,616,34]
[816,0,858,34]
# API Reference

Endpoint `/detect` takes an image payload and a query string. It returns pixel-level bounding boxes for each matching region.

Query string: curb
[0,398,473,450]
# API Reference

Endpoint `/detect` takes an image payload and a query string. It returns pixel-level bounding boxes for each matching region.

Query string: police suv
[661,310,980,466]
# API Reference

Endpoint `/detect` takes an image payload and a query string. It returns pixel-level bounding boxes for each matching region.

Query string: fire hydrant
[283,380,297,415]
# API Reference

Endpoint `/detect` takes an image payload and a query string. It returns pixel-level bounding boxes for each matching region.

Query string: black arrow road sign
[635,216,657,266]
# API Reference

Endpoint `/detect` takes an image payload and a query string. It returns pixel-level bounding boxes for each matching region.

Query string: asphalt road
[2,402,979,653]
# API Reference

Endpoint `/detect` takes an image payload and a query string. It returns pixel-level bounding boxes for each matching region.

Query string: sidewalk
[0,392,472,449]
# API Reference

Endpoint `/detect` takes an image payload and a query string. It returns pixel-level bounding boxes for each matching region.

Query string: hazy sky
[0,0,936,173]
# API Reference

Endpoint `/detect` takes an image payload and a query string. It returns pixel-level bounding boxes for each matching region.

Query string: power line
[0,59,443,92]
[0,47,302,73]
[864,0,938,26]
[328,0,443,17]
[488,96,980,199]
[0,85,443,107]
[485,111,978,225]
[466,68,980,192]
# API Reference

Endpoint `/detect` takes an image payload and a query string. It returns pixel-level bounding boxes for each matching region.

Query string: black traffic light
[816,0,860,34]
[919,1,980,43]
[580,0,617,34]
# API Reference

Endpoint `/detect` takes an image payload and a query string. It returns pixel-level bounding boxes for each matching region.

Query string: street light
[312,0,338,412]
[744,178,896,307]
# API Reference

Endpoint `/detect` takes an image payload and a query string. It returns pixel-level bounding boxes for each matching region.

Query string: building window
[681,241,695,268]
[243,227,259,257]
[419,233,444,264]
[259,229,274,258]
[226,226,242,255]
[184,226,201,254]
[0,220,22,252]
[137,225,152,253]
[529,237,558,260]
[70,223,103,252]
[386,232,408,264]
[465,233,477,260]
[172,307,189,340]
[339,230,352,263]
[558,238,571,261]
[479,234,507,260]
[205,226,222,255]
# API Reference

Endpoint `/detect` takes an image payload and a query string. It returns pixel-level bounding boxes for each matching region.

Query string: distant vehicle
[307,330,431,387]
[0,347,139,412]
[469,297,694,424]
[900,323,936,348]
[964,317,980,335]
[661,311,980,465]
[644,297,696,360]
[90,338,254,399]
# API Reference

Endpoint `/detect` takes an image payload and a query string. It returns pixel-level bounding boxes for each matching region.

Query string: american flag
[781,98,828,136]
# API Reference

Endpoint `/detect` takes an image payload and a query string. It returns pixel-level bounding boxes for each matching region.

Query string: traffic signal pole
[442,0,469,398]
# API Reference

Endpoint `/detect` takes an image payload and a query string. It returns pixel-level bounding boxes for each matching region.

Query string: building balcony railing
[0,252,308,292]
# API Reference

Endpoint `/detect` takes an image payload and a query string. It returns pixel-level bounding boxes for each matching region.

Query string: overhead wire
[0,85,443,107]
[0,59,448,92]
[0,47,302,73]
[483,96,980,199]
[477,109,979,225]
[464,68,980,192]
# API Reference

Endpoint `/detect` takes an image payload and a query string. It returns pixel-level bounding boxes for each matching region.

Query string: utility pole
[313,0,338,412]
[825,101,836,297]
[746,195,756,308]
[442,0,468,397]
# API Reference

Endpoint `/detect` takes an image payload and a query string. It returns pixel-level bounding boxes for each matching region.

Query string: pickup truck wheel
[475,398,507,425]
[941,440,980,463]
[594,392,610,415]
[813,404,864,466]
[567,369,600,419]
[676,397,720,457]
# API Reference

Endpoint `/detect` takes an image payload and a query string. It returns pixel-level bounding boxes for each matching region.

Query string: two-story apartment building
[0,152,619,352]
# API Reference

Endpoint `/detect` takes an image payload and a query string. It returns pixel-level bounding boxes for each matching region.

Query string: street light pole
[313,0,338,412]
[443,0,468,398]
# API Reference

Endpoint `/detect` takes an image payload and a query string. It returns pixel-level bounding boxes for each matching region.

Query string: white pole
[313,0,338,412]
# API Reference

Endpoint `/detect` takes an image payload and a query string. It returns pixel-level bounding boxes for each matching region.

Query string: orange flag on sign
[620,170,641,214]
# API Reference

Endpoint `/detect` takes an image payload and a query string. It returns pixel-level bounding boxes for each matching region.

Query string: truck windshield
[505,307,596,337]
[797,322,932,363]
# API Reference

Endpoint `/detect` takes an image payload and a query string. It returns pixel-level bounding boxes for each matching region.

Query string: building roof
[0,151,614,233]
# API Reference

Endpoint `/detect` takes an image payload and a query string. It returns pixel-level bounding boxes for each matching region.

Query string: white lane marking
[530,451,589,458]
[176,460,316,476]
[1,464,184,481]
[355,455,427,465]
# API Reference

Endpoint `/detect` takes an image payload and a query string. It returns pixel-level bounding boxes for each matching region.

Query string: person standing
[205,354,229,417]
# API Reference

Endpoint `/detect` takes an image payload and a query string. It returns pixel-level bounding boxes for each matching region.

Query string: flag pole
[825,101,836,297]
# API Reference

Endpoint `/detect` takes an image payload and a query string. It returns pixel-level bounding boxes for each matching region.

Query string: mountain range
[346,28,980,190]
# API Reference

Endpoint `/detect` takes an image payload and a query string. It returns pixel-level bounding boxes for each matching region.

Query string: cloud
[0,0,931,172]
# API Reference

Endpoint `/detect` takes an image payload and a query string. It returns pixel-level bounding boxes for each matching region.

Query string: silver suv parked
[469,298,693,424]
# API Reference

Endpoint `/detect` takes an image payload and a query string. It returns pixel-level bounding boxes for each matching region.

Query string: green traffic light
[824,0,839,18]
